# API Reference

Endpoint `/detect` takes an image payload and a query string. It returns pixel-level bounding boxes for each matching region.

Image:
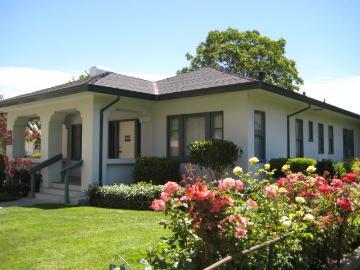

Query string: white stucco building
[0,67,359,202]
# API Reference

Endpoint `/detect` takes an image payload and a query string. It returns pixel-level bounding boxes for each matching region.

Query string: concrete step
[41,187,81,198]
[51,183,81,191]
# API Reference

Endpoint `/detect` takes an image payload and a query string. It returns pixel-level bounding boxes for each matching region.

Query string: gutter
[287,104,311,158]
[99,96,120,185]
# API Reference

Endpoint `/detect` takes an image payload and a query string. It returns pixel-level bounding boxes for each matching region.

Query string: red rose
[337,198,352,211]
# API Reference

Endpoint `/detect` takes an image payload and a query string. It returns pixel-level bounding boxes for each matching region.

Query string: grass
[0,204,168,269]
[0,192,22,202]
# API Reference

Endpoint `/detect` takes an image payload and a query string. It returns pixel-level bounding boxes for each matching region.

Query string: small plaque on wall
[124,135,131,142]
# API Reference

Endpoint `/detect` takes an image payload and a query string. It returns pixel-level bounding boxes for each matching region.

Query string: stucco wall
[2,88,359,190]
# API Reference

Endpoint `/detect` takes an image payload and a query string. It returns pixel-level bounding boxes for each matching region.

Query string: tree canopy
[179,28,303,91]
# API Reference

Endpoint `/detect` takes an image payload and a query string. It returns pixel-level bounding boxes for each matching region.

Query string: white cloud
[302,76,360,115]
[0,67,173,99]
[0,67,80,99]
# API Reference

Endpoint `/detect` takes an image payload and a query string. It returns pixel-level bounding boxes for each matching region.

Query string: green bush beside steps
[87,182,163,210]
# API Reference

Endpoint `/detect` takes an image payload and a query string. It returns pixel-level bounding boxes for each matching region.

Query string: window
[343,129,354,159]
[308,121,313,142]
[71,124,82,160]
[167,112,223,161]
[108,120,140,159]
[328,126,334,154]
[254,111,266,161]
[318,123,324,154]
[295,119,304,157]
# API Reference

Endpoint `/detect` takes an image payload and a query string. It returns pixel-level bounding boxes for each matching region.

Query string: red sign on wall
[6,130,12,145]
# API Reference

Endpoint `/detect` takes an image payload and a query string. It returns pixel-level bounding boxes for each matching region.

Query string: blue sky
[0,0,359,112]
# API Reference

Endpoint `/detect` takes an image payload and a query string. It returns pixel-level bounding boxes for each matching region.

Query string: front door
[119,120,136,159]
[71,124,82,160]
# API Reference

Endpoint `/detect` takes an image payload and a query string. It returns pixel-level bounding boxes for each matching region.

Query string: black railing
[29,153,63,198]
[203,235,288,270]
[60,160,83,203]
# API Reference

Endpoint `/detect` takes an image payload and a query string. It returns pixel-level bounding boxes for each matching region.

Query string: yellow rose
[306,165,316,173]
[303,214,315,222]
[281,164,290,172]
[279,187,287,193]
[249,157,259,165]
[233,166,243,176]
[264,163,271,170]
[295,196,306,204]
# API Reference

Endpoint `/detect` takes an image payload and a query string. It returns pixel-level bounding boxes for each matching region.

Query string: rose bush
[146,160,360,270]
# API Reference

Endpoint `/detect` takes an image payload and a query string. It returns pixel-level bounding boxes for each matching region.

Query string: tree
[179,28,303,91]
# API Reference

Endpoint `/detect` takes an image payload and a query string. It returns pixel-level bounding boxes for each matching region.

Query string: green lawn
[0,204,168,269]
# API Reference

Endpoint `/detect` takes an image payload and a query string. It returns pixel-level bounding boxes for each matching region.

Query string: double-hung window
[254,111,266,161]
[167,111,223,161]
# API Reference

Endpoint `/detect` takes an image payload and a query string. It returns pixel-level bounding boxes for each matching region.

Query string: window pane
[254,111,265,160]
[169,118,180,157]
[185,116,206,155]
[212,129,223,139]
[308,121,313,141]
[213,114,223,129]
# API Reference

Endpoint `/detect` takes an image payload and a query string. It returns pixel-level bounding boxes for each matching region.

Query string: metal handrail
[60,160,83,203]
[29,153,63,198]
[203,235,288,270]
[29,154,63,174]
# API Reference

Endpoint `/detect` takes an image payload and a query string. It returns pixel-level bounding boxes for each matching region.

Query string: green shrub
[286,158,317,174]
[87,182,163,210]
[350,158,360,176]
[269,158,288,178]
[133,157,180,185]
[316,159,334,177]
[188,139,239,179]
[333,162,347,178]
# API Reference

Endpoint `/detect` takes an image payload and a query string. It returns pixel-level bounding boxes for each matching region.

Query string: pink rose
[218,178,236,190]
[331,179,343,189]
[246,198,258,209]
[163,181,179,195]
[235,180,244,191]
[150,199,166,211]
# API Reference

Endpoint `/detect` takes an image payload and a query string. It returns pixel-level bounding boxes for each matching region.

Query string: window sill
[106,159,136,165]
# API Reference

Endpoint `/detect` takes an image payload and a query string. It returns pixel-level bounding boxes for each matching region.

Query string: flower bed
[146,160,360,270]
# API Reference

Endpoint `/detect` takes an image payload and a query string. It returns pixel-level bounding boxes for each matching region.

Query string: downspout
[99,96,120,185]
[287,104,311,158]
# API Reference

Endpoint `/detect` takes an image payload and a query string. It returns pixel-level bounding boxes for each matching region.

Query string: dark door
[71,124,82,160]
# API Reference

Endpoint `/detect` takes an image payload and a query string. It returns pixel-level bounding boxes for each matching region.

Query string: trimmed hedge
[316,159,335,177]
[286,158,317,174]
[269,157,317,178]
[269,158,288,178]
[133,157,180,185]
[87,182,163,210]
[188,139,239,179]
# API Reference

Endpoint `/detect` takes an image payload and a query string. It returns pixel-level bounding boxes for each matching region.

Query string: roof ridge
[206,66,256,82]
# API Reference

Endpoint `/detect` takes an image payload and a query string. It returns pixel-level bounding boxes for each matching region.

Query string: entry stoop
[34,184,82,204]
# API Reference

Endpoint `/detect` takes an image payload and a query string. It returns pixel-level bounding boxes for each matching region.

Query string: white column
[79,98,100,192]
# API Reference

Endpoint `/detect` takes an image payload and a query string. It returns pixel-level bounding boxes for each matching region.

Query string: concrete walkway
[0,197,73,207]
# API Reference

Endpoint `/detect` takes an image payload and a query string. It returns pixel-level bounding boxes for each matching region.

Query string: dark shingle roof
[156,68,253,94]
[0,67,359,120]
